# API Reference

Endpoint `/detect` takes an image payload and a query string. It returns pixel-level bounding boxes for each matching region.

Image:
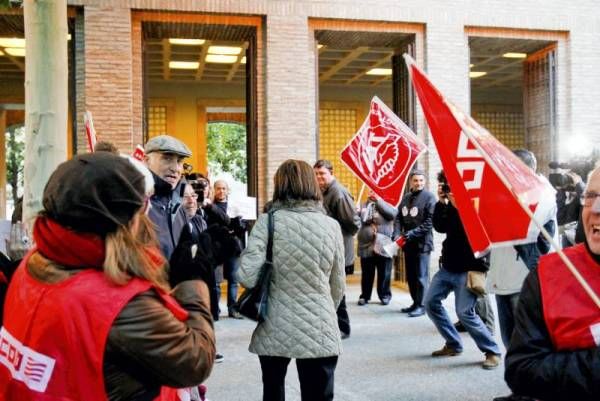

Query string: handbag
[466,270,487,297]
[235,211,274,322]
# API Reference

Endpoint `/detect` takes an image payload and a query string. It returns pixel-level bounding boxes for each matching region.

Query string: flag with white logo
[340,96,427,207]
[404,54,556,257]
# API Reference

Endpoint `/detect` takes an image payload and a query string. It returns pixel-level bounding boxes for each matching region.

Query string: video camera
[186,173,209,203]
[548,159,596,190]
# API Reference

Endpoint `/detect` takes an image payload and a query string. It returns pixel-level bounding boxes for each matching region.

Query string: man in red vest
[505,166,600,400]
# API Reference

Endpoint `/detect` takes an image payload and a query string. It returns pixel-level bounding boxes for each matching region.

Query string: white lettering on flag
[0,326,56,392]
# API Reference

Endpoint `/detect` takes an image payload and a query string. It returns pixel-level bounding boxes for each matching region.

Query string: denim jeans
[220,256,240,311]
[424,267,501,355]
[495,293,520,348]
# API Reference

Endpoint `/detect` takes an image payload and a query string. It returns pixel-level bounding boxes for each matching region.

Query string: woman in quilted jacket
[238,159,346,401]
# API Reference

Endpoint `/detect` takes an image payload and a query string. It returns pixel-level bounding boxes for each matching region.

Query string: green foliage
[6,125,25,204]
[207,122,247,183]
[0,0,11,10]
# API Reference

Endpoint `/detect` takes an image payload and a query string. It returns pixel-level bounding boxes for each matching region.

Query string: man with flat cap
[144,134,192,259]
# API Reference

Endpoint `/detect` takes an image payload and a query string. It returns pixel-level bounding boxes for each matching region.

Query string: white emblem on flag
[590,322,600,346]
[0,326,56,392]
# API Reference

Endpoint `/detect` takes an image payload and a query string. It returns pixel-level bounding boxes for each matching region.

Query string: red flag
[83,111,97,152]
[404,54,556,257]
[132,144,145,161]
[340,96,427,207]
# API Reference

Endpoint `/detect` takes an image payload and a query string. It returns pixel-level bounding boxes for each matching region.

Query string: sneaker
[431,345,462,357]
[408,306,425,317]
[357,298,368,306]
[228,310,243,319]
[401,305,416,313]
[482,353,501,370]
[215,353,224,363]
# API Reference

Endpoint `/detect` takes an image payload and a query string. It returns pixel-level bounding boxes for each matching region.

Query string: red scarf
[33,217,106,268]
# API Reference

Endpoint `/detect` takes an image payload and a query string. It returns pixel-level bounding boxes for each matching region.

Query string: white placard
[227,196,257,220]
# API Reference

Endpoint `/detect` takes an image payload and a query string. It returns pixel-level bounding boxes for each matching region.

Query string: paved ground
[204,281,511,401]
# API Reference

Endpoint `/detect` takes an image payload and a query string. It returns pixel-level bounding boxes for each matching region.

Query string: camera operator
[549,162,586,247]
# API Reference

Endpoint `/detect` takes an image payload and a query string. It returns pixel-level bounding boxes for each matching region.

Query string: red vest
[0,256,187,401]
[538,244,600,351]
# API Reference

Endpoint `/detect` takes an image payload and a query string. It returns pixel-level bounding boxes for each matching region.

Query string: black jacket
[394,189,436,253]
[432,201,489,273]
[505,252,600,400]
[148,174,187,259]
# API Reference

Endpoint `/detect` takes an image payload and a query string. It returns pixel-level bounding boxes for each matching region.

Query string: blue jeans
[495,293,520,348]
[219,256,240,311]
[424,268,500,355]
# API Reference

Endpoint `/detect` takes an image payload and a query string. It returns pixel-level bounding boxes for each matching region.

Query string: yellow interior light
[240,56,247,64]
[207,46,242,55]
[169,38,205,46]
[503,52,527,59]
[205,54,237,64]
[0,38,25,48]
[366,68,392,76]
[317,44,324,49]
[469,71,487,78]
[169,61,199,69]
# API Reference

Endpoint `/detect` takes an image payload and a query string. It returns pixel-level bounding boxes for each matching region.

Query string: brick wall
[56,0,600,226]
[84,6,134,152]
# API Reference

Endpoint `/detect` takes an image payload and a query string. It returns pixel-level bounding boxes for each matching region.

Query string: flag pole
[356,183,366,208]
[460,128,600,310]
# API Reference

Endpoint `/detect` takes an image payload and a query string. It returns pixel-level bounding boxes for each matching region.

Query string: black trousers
[258,355,338,401]
[359,255,392,302]
[404,250,430,307]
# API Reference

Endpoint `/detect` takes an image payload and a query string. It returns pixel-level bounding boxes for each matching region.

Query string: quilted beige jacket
[238,200,346,358]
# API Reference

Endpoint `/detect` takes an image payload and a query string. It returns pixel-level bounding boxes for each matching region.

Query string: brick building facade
[1,0,599,218]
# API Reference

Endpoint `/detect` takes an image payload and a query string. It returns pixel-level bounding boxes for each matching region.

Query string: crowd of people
[1,133,600,401]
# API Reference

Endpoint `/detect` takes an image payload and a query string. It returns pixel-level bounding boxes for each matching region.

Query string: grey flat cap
[144,135,191,158]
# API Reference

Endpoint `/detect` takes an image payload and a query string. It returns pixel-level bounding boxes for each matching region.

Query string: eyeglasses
[183,194,198,200]
[582,191,600,207]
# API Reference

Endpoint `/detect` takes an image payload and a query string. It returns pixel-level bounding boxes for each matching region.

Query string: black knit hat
[42,152,147,236]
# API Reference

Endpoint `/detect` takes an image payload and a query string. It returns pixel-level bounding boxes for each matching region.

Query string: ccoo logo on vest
[0,327,56,392]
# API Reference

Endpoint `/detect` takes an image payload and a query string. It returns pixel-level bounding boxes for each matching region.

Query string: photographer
[549,162,586,247]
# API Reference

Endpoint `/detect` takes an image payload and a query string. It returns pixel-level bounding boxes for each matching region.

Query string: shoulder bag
[235,211,274,322]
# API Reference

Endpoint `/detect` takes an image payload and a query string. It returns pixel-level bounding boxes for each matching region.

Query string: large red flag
[404,54,556,257]
[340,96,427,207]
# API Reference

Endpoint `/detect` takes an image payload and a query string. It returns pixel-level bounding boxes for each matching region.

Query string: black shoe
[341,332,350,340]
[401,305,416,313]
[454,321,467,332]
[380,297,391,305]
[357,298,368,306]
[215,353,224,363]
[228,310,243,319]
[408,307,425,317]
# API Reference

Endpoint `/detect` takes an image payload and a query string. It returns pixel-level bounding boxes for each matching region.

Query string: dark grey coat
[321,179,361,266]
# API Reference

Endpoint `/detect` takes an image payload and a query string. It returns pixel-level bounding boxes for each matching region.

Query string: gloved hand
[204,224,241,265]
[168,225,215,287]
